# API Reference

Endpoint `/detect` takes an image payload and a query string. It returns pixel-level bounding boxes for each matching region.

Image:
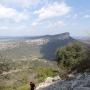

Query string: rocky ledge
[36,73,90,90]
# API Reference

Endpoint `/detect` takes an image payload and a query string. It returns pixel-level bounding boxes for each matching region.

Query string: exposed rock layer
[37,73,90,90]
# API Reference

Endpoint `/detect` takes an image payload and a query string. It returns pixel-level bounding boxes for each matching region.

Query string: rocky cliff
[37,73,90,90]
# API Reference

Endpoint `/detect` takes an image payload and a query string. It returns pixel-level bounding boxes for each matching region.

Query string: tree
[56,43,89,73]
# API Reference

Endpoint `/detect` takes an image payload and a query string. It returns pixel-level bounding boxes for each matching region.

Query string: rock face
[37,73,90,90]
[36,76,60,90]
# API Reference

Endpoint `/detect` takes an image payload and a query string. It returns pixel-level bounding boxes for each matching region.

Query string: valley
[0,32,76,90]
[0,32,89,90]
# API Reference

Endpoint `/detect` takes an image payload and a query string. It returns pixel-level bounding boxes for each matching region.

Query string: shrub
[35,67,58,83]
[56,43,90,73]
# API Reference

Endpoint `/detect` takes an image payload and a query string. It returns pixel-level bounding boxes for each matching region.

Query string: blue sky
[0,0,90,37]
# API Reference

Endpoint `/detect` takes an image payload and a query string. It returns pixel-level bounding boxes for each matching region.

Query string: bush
[56,43,90,73]
[35,67,58,83]
[17,84,29,90]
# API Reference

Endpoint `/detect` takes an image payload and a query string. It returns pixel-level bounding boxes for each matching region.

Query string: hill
[0,32,82,90]
[0,32,76,60]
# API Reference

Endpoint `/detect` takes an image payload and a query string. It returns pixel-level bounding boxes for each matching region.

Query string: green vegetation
[56,43,90,76]
[0,56,11,74]
[35,67,58,83]
[0,84,29,90]
[0,35,88,90]
[0,57,58,90]
[16,84,29,90]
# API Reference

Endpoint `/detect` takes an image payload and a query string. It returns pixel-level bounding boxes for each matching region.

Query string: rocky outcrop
[36,76,60,90]
[37,73,90,90]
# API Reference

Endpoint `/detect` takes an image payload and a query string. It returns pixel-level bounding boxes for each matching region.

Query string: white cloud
[55,21,66,27]
[32,22,39,26]
[73,14,78,19]
[1,0,40,8]
[47,21,66,29]
[65,14,71,18]
[32,20,43,26]
[35,2,71,21]
[0,26,9,30]
[0,4,29,22]
[84,14,90,18]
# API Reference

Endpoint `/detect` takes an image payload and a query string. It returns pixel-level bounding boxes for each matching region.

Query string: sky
[0,0,90,37]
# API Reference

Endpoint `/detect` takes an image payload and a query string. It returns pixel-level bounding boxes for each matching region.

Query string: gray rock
[37,73,90,90]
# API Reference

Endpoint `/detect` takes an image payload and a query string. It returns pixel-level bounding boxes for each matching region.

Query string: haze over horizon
[0,0,90,37]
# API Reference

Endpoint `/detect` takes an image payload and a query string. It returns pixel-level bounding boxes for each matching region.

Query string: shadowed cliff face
[40,33,76,60]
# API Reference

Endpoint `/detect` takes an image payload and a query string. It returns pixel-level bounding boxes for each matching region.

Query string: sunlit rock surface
[36,73,90,90]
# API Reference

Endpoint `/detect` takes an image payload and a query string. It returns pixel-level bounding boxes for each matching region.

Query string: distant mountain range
[0,32,77,60]
[0,32,71,40]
